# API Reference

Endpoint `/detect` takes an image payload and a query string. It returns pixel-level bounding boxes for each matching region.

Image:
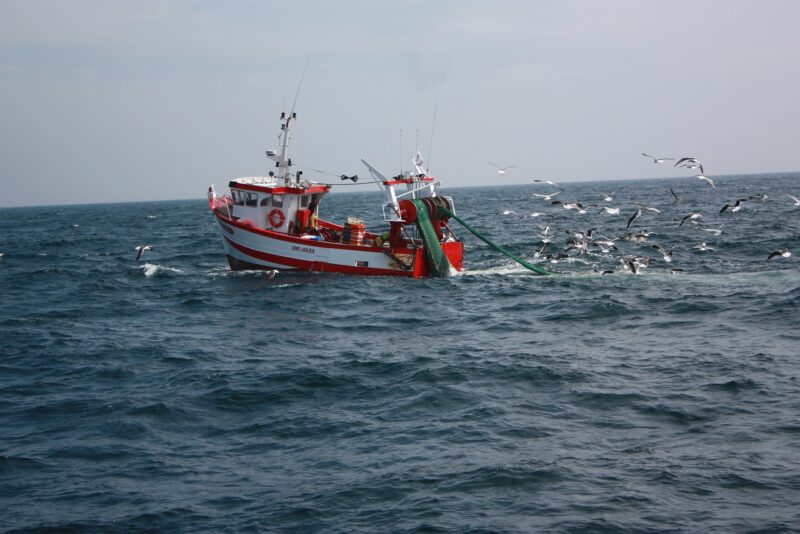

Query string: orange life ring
[268,209,285,228]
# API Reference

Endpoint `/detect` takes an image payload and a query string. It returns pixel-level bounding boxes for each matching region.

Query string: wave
[140,263,184,277]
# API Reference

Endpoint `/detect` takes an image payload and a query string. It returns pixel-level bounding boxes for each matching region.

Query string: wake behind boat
[208,111,464,277]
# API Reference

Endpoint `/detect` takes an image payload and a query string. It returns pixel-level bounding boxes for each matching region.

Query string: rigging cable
[426,46,453,172]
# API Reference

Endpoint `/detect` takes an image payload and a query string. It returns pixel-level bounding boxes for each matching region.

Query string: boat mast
[277,112,295,186]
[276,56,310,187]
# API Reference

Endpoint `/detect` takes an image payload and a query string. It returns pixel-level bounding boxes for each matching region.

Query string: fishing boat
[208,111,464,277]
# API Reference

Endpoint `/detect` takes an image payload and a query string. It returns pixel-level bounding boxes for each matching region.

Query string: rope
[437,206,556,276]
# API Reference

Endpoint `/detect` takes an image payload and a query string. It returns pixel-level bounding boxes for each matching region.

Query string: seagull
[669,267,685,274]
[748,193,768,202]
[536,223,553,243]
[634,202,661,213]
[627,208,642,229]
[652,244,676,263]
[787,194,800,206]
[680,162,705,173]
[593,236,618,248]
[135,245,153,261]
[565,238,590,255]
[598,206,621,215]
[593,189,615,202]
[533,179,560,188]
[562,202,596,214]
[532,191,560,201]
[700,224,724,236]
[669,187,681,203]
[693,242,715,252]
[544,253,570,264]
[534,242,550,258]
[642,153,675,164]
[501,209,518,216]
[592,241,617,254]
[622,230,654,244]
[674,157,704,174]
[696,174,715,188]
[529,212,544,218]
[679,211,703,227]
[767,249,791,260]
[565,228,596,241]
[720,198,747,213]
[266,269,279,279]
[487,162,517,175]
[621,255,650,274]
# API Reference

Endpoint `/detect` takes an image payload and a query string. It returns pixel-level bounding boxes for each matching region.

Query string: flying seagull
[720,198,747,213]
[563,202,596,214]
[593,189,615,202]
[642,153,675,164]
[700,224,724,236]
[679,211,703,227]
[767,249,791,260]
[652,244,676,263]
[634,202,661,213]
[622,230,654,244]
[695,174,715,188]
[674,157,705,174]
[534,242,550,258]
[627,208,642,229]
[533,179,560,188]
[598,206,621,215]
[532,191,560,201]
[135,245,153,261]
[487,162,517,175]
[787,194,800,206]
[693,242,715,252]
[669,187,681,203]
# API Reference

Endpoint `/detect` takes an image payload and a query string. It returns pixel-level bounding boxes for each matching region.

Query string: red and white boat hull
[214,212,463,277]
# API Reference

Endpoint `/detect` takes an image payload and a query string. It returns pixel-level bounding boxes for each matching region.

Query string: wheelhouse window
[309,194,322,213]
[232,190,245,206]
[246,192,258,207]
[260,195,271,207]
[300,195,310,208]
[272,195,284,208]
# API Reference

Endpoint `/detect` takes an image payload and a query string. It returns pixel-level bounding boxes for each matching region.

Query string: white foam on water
[206,268,278,278]
[142,263,183,277]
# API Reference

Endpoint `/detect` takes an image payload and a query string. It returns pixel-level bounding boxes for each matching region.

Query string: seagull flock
[511,153,797,274]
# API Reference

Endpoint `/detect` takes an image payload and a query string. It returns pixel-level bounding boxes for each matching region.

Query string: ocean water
[1,172,799,532]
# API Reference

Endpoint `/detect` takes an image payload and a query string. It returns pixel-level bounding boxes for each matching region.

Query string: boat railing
[211,194,233,218]
[395,180,440,201]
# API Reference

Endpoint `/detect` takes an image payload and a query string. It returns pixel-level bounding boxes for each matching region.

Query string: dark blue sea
[1,173,799,533]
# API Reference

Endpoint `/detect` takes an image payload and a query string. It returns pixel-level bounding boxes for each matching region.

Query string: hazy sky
[1,0,798,207]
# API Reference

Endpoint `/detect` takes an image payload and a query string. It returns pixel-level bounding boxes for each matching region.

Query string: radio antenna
[426,47,453,172]
[290,53,311,118]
